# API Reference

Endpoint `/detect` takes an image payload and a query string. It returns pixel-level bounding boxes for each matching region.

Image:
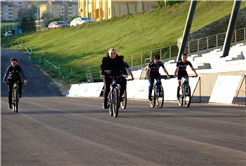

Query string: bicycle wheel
[121,89,127,109]
[183,84,191,107]
[112,88,119,118]
[149,87,156,108]
[178,88,183,107]
[108,92,113,116]
[156,85,164,108]
[13,88,18,113]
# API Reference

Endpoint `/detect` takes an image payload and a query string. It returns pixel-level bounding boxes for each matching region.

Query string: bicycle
[178,76,191,107]
[7,81,21,113]
[106,76,123,118]
[149,78,164,108]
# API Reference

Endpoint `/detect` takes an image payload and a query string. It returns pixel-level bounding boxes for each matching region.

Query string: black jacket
[3,65,26,81]
[100,53,127,76]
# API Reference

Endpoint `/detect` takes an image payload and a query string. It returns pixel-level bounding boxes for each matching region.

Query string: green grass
[2,1,246,83]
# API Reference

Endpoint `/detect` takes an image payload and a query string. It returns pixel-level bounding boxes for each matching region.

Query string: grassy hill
[2,1,246,83]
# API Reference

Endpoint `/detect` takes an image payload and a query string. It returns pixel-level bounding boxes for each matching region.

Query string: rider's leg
[119,78,126,101]
[8,83,13,109]
[148,77,154,100]
[103,78,111,108]
[18,81,22,98]
[177,76,182,99]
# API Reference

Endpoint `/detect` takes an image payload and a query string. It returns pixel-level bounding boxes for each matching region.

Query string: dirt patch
[39,68,71,96]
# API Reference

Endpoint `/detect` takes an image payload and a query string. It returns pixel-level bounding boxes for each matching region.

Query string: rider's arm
[146,68,151,79]
[100,57,106,78]
[188,62,198,77]
[128,69,134,80]
[163,68,170,79]
[174,67,179,77]
[192,67,198,77]
[3,66,11,82]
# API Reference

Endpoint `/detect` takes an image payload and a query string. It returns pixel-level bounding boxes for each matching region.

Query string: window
[61,12,64,15]
[9,5,12,7]
[74,9,76,11]
[146,6,154,11]
[9,9,12,11]
[57,8,60,10]
[19,2,22,4]
[73,13,76,15]
[73,5,76,7]
[57,12,60,15]
[68,12,72,15]
[57,5,60,7]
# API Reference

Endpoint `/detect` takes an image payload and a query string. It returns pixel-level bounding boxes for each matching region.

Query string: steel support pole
[176,1,197,62]
[221,0,241,57]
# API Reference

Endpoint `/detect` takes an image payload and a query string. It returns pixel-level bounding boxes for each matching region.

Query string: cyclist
[174,53,198,100]
[119,55,134,80]
[100,48,128,109]
[146,55,170,101]
[3,58,28,109]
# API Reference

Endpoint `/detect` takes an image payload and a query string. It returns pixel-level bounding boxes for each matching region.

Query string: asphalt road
[1,49,246,166]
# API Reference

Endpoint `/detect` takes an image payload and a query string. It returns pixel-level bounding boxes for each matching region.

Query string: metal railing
[125,27,246,68]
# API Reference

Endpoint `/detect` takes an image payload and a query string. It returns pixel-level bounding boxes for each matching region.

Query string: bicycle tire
[156,85,164,108]
[108,92,113,116]
[184,84,191,107]
[121,89,127,109]
[178,87,183,107]
[149,86,156,108]
[112,88,119,118]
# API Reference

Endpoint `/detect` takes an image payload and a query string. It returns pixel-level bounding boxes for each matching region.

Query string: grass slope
[2,1,246,83]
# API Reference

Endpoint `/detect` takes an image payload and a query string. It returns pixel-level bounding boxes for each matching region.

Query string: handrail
[125,27,246,68]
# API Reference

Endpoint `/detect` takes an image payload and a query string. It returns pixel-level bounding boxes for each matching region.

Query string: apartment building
[1,2,18,21]
[40,1,78,22]
[1,0,28,11]
[78,0,156,21]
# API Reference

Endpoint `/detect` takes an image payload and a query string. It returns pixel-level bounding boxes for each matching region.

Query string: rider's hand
[123,75,128,79]
[100,75,105,79]
[195,74,198,77]
[175,74,178,77]
[24,80,28,85]
[167,75,170,79]
[146,76,150,79]
[131,77,134,80]
[3,80,7,85]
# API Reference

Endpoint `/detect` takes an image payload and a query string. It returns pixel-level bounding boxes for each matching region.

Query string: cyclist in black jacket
[174,53,198,100]
[146,55,170,101]
[3,58,28,109]
[100,48,128,109]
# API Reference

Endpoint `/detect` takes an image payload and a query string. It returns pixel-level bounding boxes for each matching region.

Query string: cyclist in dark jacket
[100,48,128,109]
[3,58,28,109]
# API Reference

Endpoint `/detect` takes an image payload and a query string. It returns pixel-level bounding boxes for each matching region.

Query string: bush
[45,17,61,27]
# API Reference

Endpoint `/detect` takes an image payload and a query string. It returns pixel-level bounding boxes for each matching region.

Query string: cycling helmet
[154,55,160,59]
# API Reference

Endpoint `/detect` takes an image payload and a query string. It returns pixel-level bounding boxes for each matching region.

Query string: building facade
[78,0,156,21]
[1,0,28,11]
[1,2,18,21]
[39,1,78,23]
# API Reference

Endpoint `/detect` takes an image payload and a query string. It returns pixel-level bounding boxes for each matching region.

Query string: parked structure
[1,2,18,21]
[78,0,156,21]
[39,1,78,23]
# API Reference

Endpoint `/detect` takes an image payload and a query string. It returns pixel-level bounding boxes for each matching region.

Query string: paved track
[1,49,246,166]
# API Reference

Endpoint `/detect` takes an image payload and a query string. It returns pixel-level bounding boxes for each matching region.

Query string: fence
[1,23,20,34]
[125,27,246,68]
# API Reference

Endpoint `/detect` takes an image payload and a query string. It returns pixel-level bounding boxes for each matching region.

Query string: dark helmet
[154,55,160,59]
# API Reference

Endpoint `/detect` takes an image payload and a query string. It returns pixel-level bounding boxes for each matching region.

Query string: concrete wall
[192,71,246,99]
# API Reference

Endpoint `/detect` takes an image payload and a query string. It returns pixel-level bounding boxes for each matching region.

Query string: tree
[45,17,61,27]
[18,9,27,19]
[68,16,79,24]
[42,12,53,22]
[19,15,36,32]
